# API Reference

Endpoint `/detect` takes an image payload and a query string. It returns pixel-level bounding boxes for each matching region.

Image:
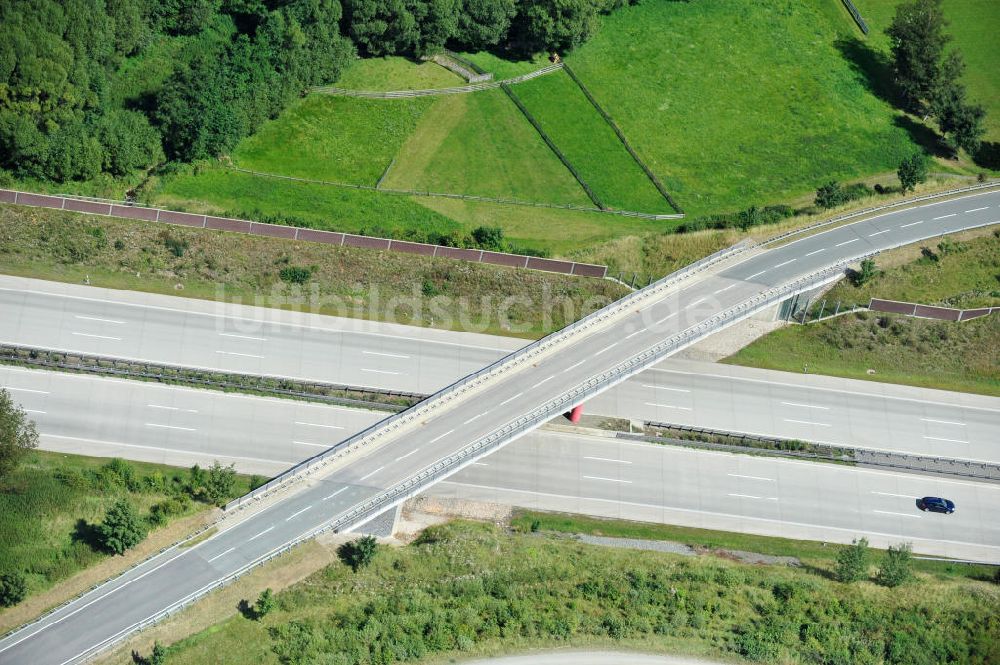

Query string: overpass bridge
[1,187,998,664]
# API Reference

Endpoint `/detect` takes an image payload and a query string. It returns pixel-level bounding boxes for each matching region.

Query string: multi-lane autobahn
[1,189,998,664]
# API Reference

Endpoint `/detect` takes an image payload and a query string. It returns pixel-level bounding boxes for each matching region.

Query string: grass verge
[114,520,999,665]
[0,203,628,338]
[334,56,463,91]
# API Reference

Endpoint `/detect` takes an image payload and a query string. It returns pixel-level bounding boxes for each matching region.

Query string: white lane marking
[428,429,455,444]
[583,475,632,484]
[805,249,826,256]
[499,393,523,406]
[24,409,46,415]
[932,213,957,220]
[564,360,586,372]
[248,527,274,542]
[772,259,796,269]
[835,239,858,247]
[625,328,644,339]
[148,404,198,413]
[362,350,410,359]
[358,466,385,482]
[714,284,737,294]
[292,441,329,448]
[644,402,693,411]
[593,342,619,356]
[965,207,988,213]
[285,506,312,521]
[584,456,632,464]
[324,488,348,501]
[74,315,125,325]
[868,229,891,237]
[217,351,264,359]
[641,384,690,393]
[899,221,923,228]
[728,493,778,501]
[395,448,420,462]
[688,298,706,307]
[781,401,830,410]
[464,412,487,425]
[71,332,121,341]
[42,434,297,466]
[656,311,678,324]
[206,547,236,563]
[783,418,831,427]
[294,421,344,430]
[727,473,774,482]
[472,462,489,466]
[537,375,555,386]
[920,418,965,426]
[361,368,401,375]
[4,387,49,394]
[923,435,969,444]
[871,491,918,499]
[746,270,767,279]
[218,333,267,341]
[145,423,196,432]
[873,510,921,519]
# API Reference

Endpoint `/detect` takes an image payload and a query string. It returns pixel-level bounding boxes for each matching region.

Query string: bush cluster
[814,180,876,209]
[676,204,794,233]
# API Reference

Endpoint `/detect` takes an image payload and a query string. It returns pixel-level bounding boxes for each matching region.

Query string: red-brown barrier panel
[571,263,608,278]
[480,251,528,269]
[435,246,482,262]
[158,210,205,227]
[343,234,391,250]
[869,299,917,315]
[19,192,64,208]
[296,228,344,245]
[111,205,159,222]
[961,308,991,320]
[64,199,113,215]
[526,257,574,274]
[914,305,961,321]
[387,240,436,257]
[205,216,253,233]
[251,222,298,239]
[0,190,19,204]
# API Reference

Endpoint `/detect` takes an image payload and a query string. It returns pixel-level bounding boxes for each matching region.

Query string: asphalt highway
[2,190,998,663]
[6,365,998,477]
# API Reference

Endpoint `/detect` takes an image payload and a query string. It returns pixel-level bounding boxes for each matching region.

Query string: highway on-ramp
[1,189,998,664]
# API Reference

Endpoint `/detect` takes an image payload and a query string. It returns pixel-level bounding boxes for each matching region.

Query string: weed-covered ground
[153,520,1000,665]
[725,230,1000,395]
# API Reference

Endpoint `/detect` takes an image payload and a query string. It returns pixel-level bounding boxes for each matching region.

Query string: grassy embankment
[115,519,1000,665]
[725,230,1000,395]
[0,451,253,620]
[0,204,628,338]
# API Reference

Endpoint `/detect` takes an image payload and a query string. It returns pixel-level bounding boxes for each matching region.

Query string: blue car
[918,497,956,514]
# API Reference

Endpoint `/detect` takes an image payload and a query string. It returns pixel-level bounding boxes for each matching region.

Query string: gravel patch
[571,534,801,567]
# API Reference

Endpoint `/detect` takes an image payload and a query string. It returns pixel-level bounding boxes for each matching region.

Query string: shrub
[897,153,929,192]
[96,499,148,555]
[876,543,914,587]
[337,536,380,571]
[159,231,189,258]
[279,266,312,285]
[0,571,28,607]
[203,461,237,505]
[249,474,268,490]
[835,538,870,583]
[254,588,275,619]
[849,258,878,287]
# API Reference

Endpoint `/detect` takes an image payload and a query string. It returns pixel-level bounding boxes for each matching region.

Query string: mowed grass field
[334,55,462,91]
[565,0,919,216]
[232,95,434,185]
[382,88,592,205]
[514,70,675,213]
[862,0,1000,140]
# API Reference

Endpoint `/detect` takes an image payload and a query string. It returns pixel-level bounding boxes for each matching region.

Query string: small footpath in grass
[128,520,999,665]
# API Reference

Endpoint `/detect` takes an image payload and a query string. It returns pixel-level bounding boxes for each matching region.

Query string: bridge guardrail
[224,237,757,511]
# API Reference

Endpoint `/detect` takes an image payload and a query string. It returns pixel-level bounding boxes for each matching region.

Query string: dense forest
[0,0,638,184]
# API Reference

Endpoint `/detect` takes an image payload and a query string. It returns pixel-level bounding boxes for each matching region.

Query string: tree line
[0,0,640,184]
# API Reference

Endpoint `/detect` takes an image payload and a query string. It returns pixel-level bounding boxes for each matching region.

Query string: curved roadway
[1,190,998,664]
